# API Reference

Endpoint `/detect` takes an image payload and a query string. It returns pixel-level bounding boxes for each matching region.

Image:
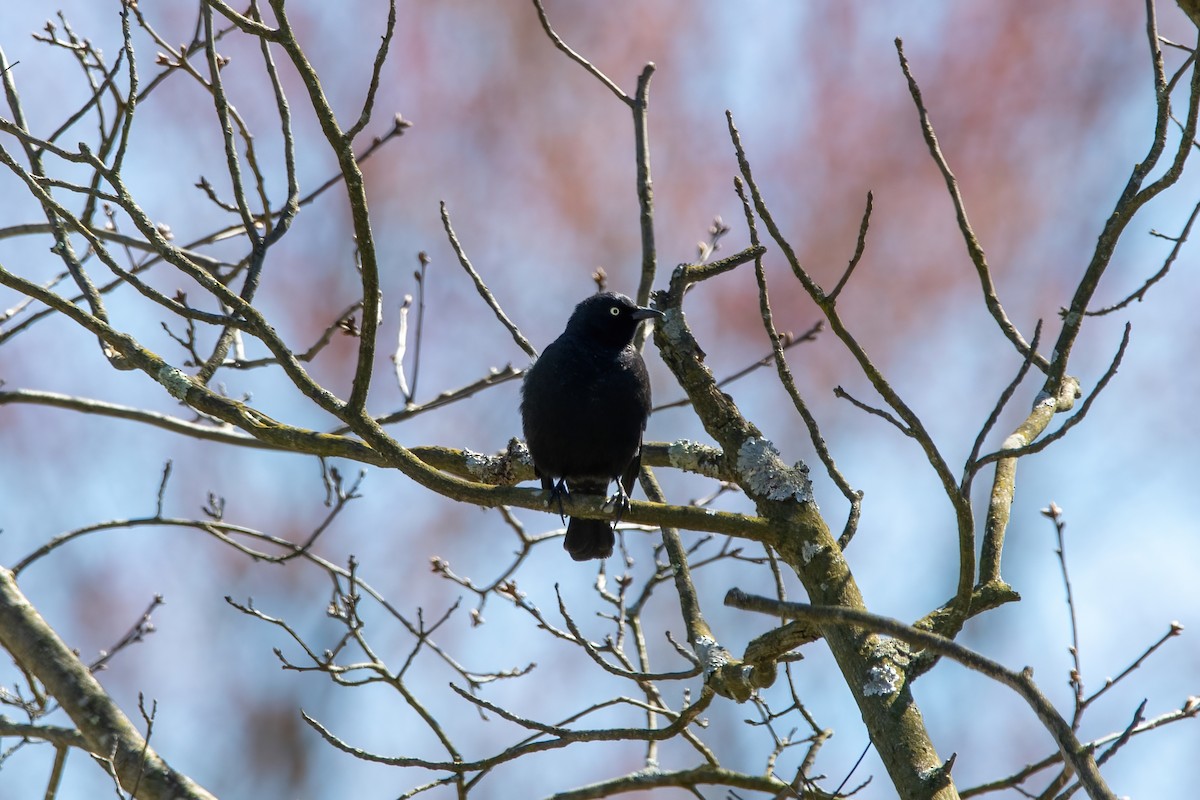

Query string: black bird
[521,292,663,561]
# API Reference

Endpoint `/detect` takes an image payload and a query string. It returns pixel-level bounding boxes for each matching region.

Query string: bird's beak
[631,306,665,322]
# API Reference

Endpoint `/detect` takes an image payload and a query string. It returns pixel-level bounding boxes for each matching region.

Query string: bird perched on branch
[521,292,663,561]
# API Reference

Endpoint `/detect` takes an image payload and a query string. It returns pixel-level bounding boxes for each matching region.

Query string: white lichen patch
[628,765,664,778]
[463,449,491,479]
[801,540,823,565]
[737,437,813,503]
[668,439,725,480]
[659,307,687,341]
[693,634,730,677]
[863,661,902,697]
[668,439,707,472]
[1001,432,1027,450]
[157,364,192,400]
[875,637,912,667]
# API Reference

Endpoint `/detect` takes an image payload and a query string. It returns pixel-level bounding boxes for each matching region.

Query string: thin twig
[734,176,862,546]
[1081,622,1184,714]
[408,252,429,401]
[975,324,1132,467]
[1087,197,1200,315]
[727,109,975,622]
[393,294,413,399]
[1043,3,1199,392]
[894,38,1045,371]
[827,191,873,302]
[88,595,164,674]
[529,0,630,104]
[439,202,537,358]
[332,364,524,433]
[654,322,822,412]
[963,321,1044,492]
[1094,700,1147,768]
[1041,503,1086,728]
[346,0,397,141]
[833,386,912,436]
[960,697,1200,797]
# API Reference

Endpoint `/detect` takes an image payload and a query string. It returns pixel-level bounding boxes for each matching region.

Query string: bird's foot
[547,479,570,524]
[602,484,632,527]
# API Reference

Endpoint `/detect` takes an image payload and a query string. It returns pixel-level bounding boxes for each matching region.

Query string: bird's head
[565,292,664,348]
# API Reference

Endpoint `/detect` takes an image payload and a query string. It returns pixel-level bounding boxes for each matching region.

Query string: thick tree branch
[0,569,217,800]
[724,590,1117,800]
[653,252,956,799]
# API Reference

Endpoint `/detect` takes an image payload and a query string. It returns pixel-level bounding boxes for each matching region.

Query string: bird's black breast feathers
[521,334,650,482]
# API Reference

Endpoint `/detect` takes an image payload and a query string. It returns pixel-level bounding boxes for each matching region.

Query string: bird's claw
[603,486,632,527]
[547,479,570,524]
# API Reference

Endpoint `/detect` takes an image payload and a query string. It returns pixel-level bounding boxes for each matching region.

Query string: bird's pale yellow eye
[609,306,621,316]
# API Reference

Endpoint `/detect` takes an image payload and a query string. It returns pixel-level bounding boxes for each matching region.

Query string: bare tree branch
[0,569,217,800]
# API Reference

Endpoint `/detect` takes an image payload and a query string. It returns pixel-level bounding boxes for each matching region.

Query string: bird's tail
[564,517,615,561]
